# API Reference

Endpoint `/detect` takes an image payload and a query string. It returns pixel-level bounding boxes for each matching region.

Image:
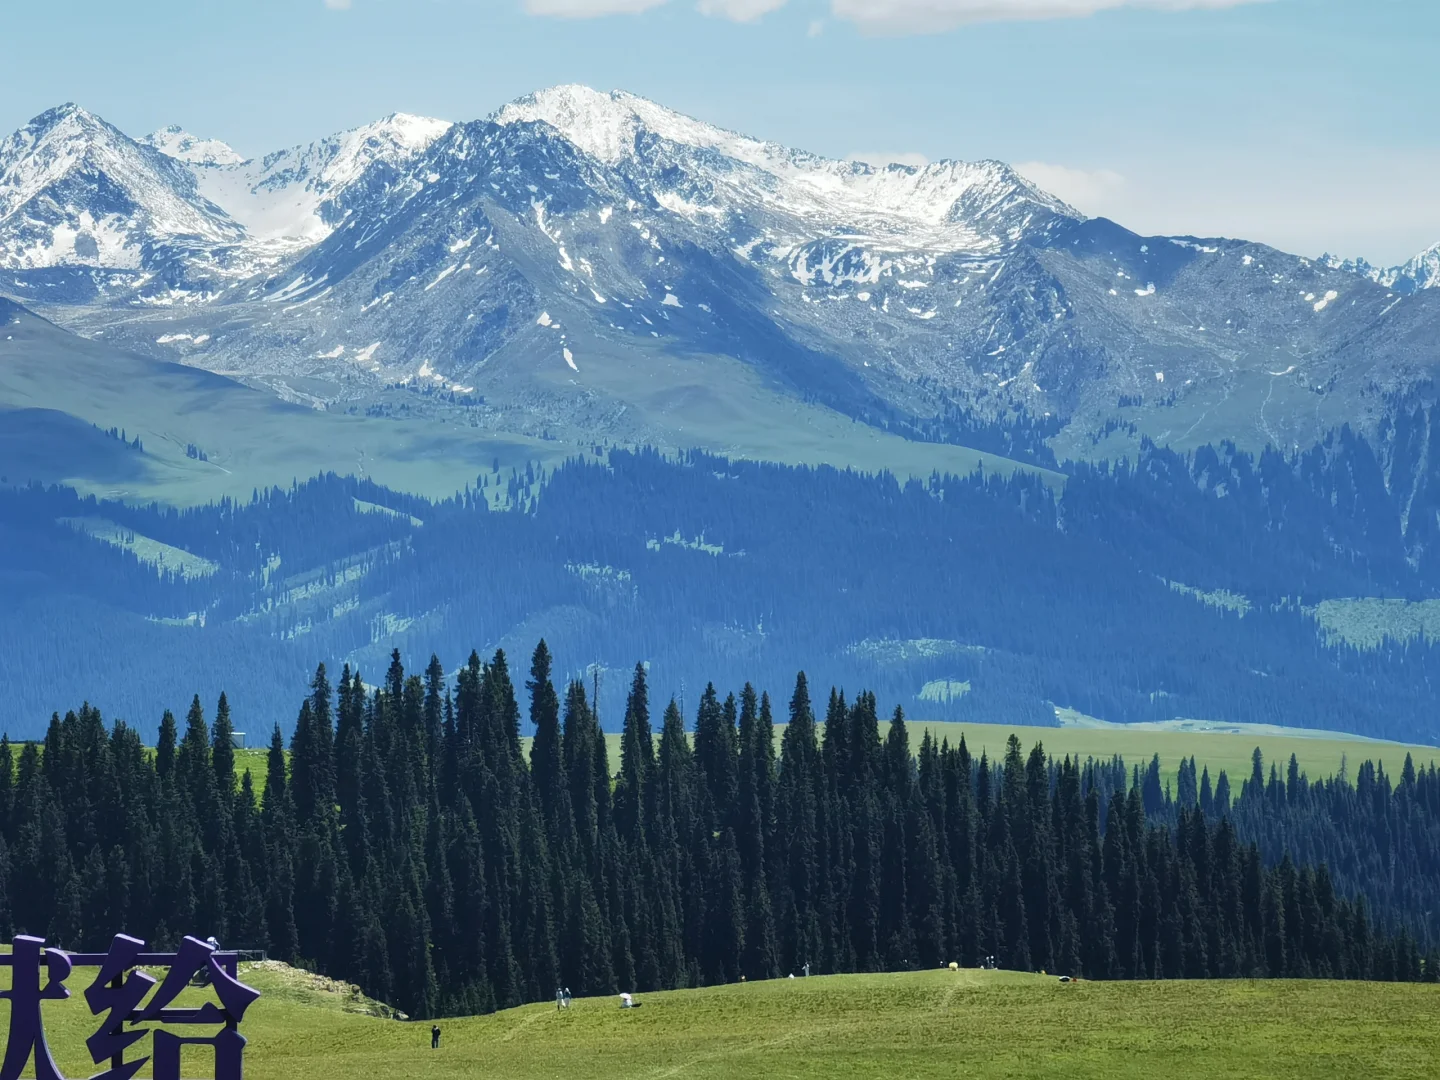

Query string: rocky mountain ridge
[4,86,1439,463]
[1325,242,1440,295]
[0,103,451,296]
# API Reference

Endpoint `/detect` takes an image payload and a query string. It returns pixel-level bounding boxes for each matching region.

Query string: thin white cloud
[323,0,351,9]
[526,0,1267,26]
[697,0,789,18]
[1015,162,1127,214]
[831,0,1270,34]
[1010,152,1440,267]
[524,0,668,15]
[1095,151,1440,268]
[849,151,931,168]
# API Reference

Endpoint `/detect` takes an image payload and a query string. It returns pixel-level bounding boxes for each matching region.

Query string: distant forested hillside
[5,418,1440,742]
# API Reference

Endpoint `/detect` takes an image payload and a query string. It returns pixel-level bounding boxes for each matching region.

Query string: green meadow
[5,962,1437,1079]
[206,720,1440,808]
[901,720,1437,790]
[522,721,1435,802]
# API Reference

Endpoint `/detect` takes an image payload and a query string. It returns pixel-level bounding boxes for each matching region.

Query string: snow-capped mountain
[1326,243,1440,295]
[0,104,242,276]
[121,84,1091,422]
[7,86,1440,462]
[0,104,450,300]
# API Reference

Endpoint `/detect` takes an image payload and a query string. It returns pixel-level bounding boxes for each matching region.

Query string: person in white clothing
[620,992,633,1008]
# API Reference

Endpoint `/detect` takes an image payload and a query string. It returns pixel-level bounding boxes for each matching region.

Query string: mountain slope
[7,431,1440,742]
[0,296,550,503]
[0,295,304,496]
[185,112,452,247]
[0,294,1028,506]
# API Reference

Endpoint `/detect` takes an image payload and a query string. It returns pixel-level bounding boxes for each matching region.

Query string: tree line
[0,644,1435,1020]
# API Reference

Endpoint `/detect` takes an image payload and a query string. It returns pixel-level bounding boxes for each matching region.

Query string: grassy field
[234,748,271,797]
[6,961,1438,1079]
[541,721,1436,799]
[231,720,1434,806]
[59,516,220,580]
[903,720,1437,790]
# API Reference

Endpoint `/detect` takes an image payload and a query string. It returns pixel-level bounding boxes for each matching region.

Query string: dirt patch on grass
[242,960,408,1019]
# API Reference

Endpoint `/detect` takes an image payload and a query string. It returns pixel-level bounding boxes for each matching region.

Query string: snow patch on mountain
[143,125,244,167]
[190,113,452,246]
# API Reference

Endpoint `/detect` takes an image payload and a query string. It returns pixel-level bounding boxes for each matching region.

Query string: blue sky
[4,0,1436,264]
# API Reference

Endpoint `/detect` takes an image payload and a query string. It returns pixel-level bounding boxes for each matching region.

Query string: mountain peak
[143,124,244,167]
[1397,241,1440,291]
[369,112,453,151]
[30,102,104,128]
[493,84,846,174]
[492,85,1077,234]
[0,102,243,272]
[493,85,682,164]
[7,102,118,155]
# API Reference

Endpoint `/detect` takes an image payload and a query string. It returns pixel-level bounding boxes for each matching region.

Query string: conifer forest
[8,436,1440,744]
[6,644,1438,1020]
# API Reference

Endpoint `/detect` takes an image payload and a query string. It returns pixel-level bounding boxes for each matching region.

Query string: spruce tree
[777,673,822,975]
[613,663,654,850]
[693,683,737,833]
[528,641,567,839]
[156,710,178,786]
[212,692,236,800]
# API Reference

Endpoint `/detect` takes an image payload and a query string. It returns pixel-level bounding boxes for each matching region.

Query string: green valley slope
[0,297,555,505]
[0,297,1055,506]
